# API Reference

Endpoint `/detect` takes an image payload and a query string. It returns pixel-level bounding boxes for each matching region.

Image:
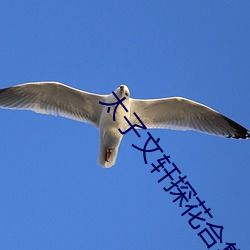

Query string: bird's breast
[100,101,130,130]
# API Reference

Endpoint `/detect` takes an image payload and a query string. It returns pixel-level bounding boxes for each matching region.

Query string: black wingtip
[222,115,250,139]
[247,131,250,138]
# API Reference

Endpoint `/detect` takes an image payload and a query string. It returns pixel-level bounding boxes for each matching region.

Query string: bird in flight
[0,82,249,168]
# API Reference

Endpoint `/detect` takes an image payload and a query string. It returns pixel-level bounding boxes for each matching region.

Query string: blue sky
[0,1,249,249]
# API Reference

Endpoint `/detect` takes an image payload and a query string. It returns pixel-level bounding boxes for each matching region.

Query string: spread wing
[0,82,106,127]
[130,97,249,139]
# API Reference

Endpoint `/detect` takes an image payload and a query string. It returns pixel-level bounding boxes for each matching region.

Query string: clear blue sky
[0,1,249,250]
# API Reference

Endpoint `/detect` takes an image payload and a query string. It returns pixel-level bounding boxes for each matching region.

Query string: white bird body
[98,88,131,167]
[0,82,249,168]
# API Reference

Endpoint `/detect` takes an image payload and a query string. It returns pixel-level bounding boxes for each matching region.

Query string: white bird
[0,82,249,168]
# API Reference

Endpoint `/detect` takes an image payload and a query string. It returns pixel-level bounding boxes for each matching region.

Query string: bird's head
[114,84,130,98]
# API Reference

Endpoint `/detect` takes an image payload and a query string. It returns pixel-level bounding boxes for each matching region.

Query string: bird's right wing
[0,82,107,127]
[130,97,249,139]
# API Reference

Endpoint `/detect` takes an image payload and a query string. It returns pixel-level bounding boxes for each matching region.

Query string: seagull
[0,82,249,168]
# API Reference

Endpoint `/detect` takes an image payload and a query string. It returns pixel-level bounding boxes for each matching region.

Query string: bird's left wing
[0,82,106,127]
[130,97,249,139]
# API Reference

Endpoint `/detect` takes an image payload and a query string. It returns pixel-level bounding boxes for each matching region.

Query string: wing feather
[0,82,106,127]
[130,97,249,139]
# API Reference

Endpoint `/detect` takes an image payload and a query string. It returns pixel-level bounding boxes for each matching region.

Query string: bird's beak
[120,85,124,94]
